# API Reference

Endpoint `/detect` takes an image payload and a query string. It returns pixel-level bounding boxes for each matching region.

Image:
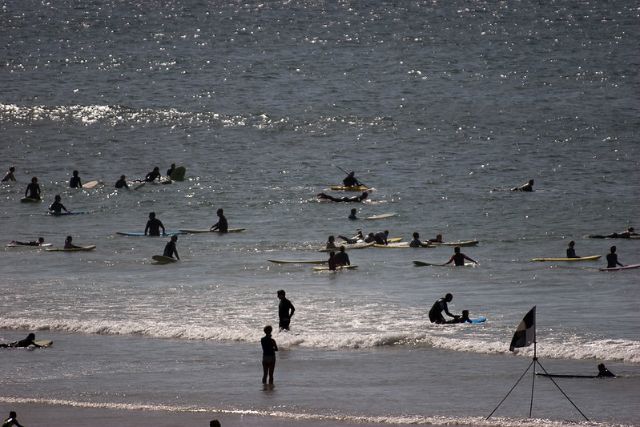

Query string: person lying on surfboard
[163,235,180,260]
[427,234,443,243]
[64,235,82,249]
[144,166,161,182]
[373,230,389,245]
[49,195,69,215]
[511,179,534,192]
[364,232,376,243]
[342,171,362,187]
[24,176,41,200]
[597,363,615,378]
[10,237,45,246]
[145,212,166,236]
[2,166,16,182]
[0,333,42,348]
[69,170,82,188]
[317,191,368,202]
[338,230,365,244]
[445,310,472,324]
[606,227,637,239]
[210,208,228,232]
[429,293,459,324]
[115,175,129,189]
[566,241,578,258]
[444,247,478,266]
[606,246,623,268]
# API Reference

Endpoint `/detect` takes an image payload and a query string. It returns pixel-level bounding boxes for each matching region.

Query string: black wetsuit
[25,183,41,199]
[343,176,360,187]
[145,170,161,182]
[49,200,67,214]
[145,218,165,236]
[606,253,621,268]
[410,239,423,248]
[278,298,295,330]
[212,215,228,232]
[373,232,387,245]
[163,240,178,258]
[428,298,453,324]
[69,176,82,188]
[334,251,350,266]
[115,178,128,189]
[566,248,577,258]
[450,253,468,266]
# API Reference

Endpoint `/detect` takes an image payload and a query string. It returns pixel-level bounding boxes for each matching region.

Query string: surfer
[328,251,337,271]
[334,246,351,266]
[209,420,221,427]
[343,171,362,187]
[2,166,16,182]
[167,163,176,177]
[261,325,278,385]
[145,212,166,236]
[444,246,478,266]
[1,411,24,427]
[597,363,615,378]
[338,230,364,244]
[511,179,534,192]
[10,237,45,246]
[144,166,161,182]
[348,208,358,220]
[64,235,82,249]
[428,234,443,243]
[277,290,295,331]
[605,246,623,268]
[566,241,578,258]
[429,293,459,324]
[326,235,337,249]
[115,175,129,189]
[373,230,389,245]
[445,310,472,324]
[210,208,228,232]
[0,333,42,349]
[410,232,431,248]
[163,235,180,260]
[69,170,82,188]
[606,227,637,239]
[364,232,376,243]
[49,194,69,215]
[24,176,41,200]
[317,191,368,202]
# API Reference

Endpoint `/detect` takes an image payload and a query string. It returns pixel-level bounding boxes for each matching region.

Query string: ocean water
[1,0,639,426]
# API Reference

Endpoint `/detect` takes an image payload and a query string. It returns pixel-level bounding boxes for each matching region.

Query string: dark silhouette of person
[69,170,82,188]
[210,208,228,232]
[429,293,458,324]
[342,171,362,187]
[11,237,45,246]
[446,310,472,324]
[2,411,24,427]
[317,191,368,202]
[338,230,364,244]
[607,227,637,238]
[328,251,337,271]
[348,208,358,220]
[566,241,578,258]
[2,166,16,182]
[444,247,477,266]
[145,212,166,236]
[277,290,295,331]
[261,325,278,385]
[325,235,337,249]
[163,235,179,260]
[597,363,615,378]
[64,235,81,249]
[49,195,69,215]
[209,420,221,427]
[0,333,41,348]
[606,246,623,268]
[115,175,129,189]
[24,176,41,200]
[512,179,534,192]
[373,230,389,245]
[145,166,161,182]
[167,163,176,177]
[333,246,350,266]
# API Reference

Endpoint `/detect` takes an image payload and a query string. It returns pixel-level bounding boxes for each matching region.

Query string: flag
[509,306,536,351]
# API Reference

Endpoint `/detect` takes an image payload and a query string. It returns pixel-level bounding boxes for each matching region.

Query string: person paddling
[317,191,368,202]
[2,166,16,182]
[144,166,161,182]
[343,171,362,187]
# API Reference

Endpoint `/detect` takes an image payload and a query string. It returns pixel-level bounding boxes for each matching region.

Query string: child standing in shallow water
[261,325,278,385]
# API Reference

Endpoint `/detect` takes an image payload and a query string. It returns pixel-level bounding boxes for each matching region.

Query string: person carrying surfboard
[69,170,82,188]
[566,241,578,258]
[210,208,228,233]
[606,246,623,269]
[145,212,166,236]
[24,176,41,200]
[49,195,69,215]
[277,290,295,331]
[163,235,180,260]
[2,411,24,427]
[429,293,459,324]
[1,166,16,182]
[261,325,278,385]
[443,247,478,266]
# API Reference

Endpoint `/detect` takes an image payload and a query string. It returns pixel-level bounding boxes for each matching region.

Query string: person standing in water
[69,170,82,188]
[24,177,41,200]
[2,167,16,182]
[428,293,458,324]
[348,208,358,220]
[606,246,623,268]
[277,290,295,331]
[566,241,578,258]
[163,235,179,260]
[261,325,278,386]
[444,246,478,266]
[210,208,228,232]
[49,195,69,215]
[2,411,24,427]
[145,212,166,236]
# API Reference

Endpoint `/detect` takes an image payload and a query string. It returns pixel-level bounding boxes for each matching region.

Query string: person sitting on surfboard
[596,363,615,378]
[10,237,45,246]
[317,191,368,203]
[49,195,69,215]
[24,176,41,200]
[69,170,82,188]
[326,235,337,249]
[429,293,459,324]
[144,166,161,182]
[373,230,389,245]
[410,232,432,248]
[566,241,578,258]
[1,410,24,427]
[606,246,623,268]
[333,246,351,266]
[64,235,82,249]
[446,310,472,324]
[210,208,228,233]
[166,163,176,177]
[163,235,180,260]
[2,166,16,182]
[428,234,443,243]
[444,247,478,266]
[348,208,358,220]
[0,333,42,348]
[115,175,129,189]
[277,290,295,331]
[511,179,534,192]
[145,212,166,236]
[342,171,362,187]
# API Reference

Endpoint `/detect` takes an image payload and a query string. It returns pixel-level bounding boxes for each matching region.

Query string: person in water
[209,420,221,427]
[446,310,472,324]
[167,163,176,177]
[512,179,534,192]
[373,230,389,245]
[2,166,16,182]
[444,246,478,266]
[566,241,578,258]
[210,208,228,232]
[2,411,24,427]
[145,166,161,182]
[410,232,432,248]
[327,251,337,271]
[364,232,376,243]
[326,235,337,249]
[64,235,81,249]
[342,171,362,187]
[24,176,41,200]
[333,246,350,266]
[338,230,365,244]
[277,290,295,331]
[115,175,129,189]
[261,325,278,385]
[11,237,45,246]
[348,208,358,220]
[163,235,180,259]
[0,333,42,349]
[69,170,82,188]
[606,227,637,238]
[605,246,623,268]
[145,212,166,236]
[429,293,458,324]
[596,363,615,378]
[317,191,368,202]
[49,195,69,215]
[428,234,443,243]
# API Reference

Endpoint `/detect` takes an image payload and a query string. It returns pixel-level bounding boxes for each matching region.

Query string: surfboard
[530,255,601,262]
[152,255,178,264]
[470,317,487,324]
[6,242,53,248]
[318,242,374,252]
[169,166,186,181]
[599,263,640,272]
[268,259,327,264]
[329,185,369,192]
[20,197,41,203]
[81,180,99,189]
[116,231,184,237]
[47,211,88,216]
[429,240,479,247]
[365,212,397,220]
[413,260,475,267]
[46,245,96,252]
[34,340,53,347]
[312,265,358,271]
[179,228,246,234]
[536,373,597,379]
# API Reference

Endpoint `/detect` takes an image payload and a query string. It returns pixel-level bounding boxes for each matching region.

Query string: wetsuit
[145,170,161,182]
[606,253,622,268]
[115,178,128,189]
[343,175,360,187]
[212,215,228,232]
[25,183,41,200]
[167,166,175,176]
[428,298,455,324]
[334,251,350,266]
[145,218,165,236]
[566,248,577,258]
[449,253,468,266]
[373,232,387,245]
[278,297,295,330]
[163,240,178,258]
[69,176,82,188]
[2,415,23,427]
[328,254,337,271]
[317,192,367,202]
[410,239,423,248]
[49,200,67,214]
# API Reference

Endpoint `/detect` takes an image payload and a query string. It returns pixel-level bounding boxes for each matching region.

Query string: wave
[2,317,639,364]
[0,396,630,427]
